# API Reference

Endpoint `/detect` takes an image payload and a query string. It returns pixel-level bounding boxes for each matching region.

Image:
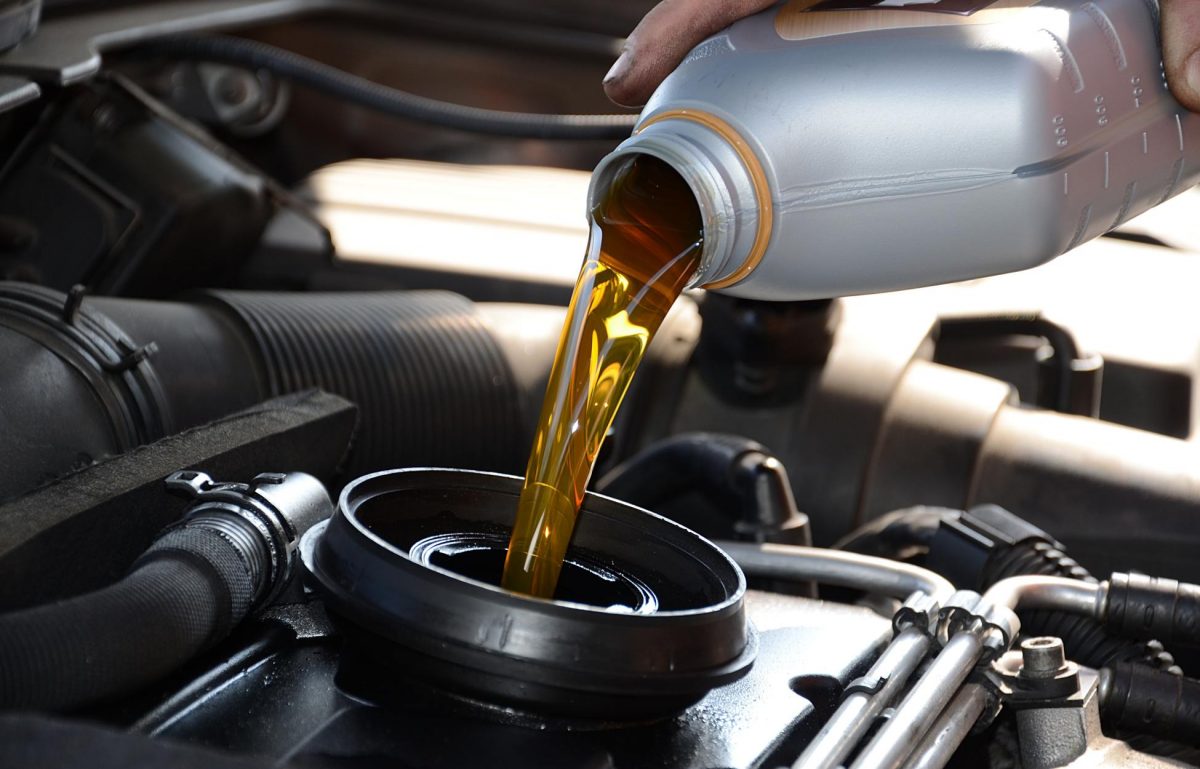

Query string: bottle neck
[588,114,769,290]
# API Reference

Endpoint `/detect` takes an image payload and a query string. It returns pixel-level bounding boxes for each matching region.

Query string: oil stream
[501,154,704,597]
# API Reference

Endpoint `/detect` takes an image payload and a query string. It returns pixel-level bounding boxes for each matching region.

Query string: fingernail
[1188,50,1200,94]
[604,51,631,86]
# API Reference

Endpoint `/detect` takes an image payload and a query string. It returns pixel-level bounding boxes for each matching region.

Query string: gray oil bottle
[589,0,1200,300]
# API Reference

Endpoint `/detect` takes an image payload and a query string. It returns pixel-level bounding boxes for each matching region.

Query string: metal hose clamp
[935,591,1018,660]
[166,470,332,607]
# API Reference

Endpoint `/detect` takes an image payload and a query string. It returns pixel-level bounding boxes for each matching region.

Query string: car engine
[2,2,1200,768]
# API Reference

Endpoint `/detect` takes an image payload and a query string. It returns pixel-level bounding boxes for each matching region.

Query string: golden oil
[502,154,703,598]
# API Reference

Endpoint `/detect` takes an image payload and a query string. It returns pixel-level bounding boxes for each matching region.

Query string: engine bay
[2,2,1200,768]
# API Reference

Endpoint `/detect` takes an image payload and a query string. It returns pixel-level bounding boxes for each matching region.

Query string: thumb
[603,0,779,108]
[1162,0,1200,112]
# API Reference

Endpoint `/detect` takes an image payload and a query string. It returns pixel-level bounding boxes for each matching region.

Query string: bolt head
[1020,636,1067,679]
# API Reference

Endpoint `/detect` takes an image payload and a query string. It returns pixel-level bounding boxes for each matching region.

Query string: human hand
[605,0,1200,112]
[602,0,777,107]
[1163,0,1200,112]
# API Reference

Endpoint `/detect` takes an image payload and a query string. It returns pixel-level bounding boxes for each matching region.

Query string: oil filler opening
[300,468,757,720]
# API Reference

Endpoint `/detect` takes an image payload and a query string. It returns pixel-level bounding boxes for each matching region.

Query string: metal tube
[849,631,985,769]
[716,541,954,602]
[982,575,1103,617]
[792,627,933,769]
[899,683,989,769]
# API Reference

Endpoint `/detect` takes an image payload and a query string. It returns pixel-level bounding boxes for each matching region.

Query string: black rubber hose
[133,35,639,140]
[832,506,945,561]
[0,526,255,711]
[595,433,809,544]
[1101,662,1200,747]
[838,505,1175,670]
[984,542,1176,671]
[598,433,764,506]
[1104,573,1200,647]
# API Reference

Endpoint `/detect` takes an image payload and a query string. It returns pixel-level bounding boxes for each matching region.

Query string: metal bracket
[892,591,941,636]
[934,590,1019,661]
[843,673,888,700]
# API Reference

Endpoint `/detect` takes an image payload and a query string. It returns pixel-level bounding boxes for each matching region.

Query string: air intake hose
[0,471,332,711]
[0,282,527,500]
[199,290,524,478]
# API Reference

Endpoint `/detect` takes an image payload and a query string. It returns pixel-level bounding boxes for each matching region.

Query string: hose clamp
[893,591,942,636]
[935,590,1018,661]
[166,470,333,607]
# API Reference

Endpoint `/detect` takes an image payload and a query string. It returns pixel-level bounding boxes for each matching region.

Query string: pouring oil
[501,154,703,598]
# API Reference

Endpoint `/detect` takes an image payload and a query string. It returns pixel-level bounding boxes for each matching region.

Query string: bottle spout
[588,112,770,291]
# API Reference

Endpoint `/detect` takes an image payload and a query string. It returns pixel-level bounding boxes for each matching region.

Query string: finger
[1162,0,1200,112]
[603,0,779,107]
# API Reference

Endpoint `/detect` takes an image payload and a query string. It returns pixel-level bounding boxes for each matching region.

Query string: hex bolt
[1020,636,1067,679]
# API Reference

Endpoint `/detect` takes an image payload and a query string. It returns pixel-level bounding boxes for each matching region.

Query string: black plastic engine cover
[103,591,890,769]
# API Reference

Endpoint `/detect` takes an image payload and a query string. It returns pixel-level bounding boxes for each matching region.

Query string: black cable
[131,35,639,140]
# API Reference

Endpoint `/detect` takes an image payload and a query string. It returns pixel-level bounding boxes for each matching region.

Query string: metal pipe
[792,626,933,769]
[838,576,1100,769]
[899,683,989,769]
[849,631,986,769]
[716,542,954,602]
[982,575,1104,617]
